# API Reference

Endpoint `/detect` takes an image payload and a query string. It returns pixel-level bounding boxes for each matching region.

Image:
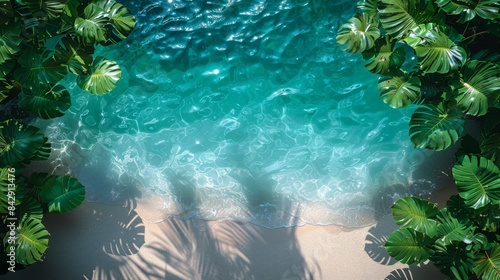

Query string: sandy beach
[3,182,454,280]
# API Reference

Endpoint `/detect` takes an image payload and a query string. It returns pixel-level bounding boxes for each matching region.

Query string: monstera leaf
[432,242,475,280]
[0,167,17,214]
[74,2,108,45]
[55,36,94,75]
[14,48,67,87]
[436,208,474,246]
[362,35,406,75]
[385,228,434,264]
[379,73,420,108]
[409,104,464,150]
[436,0,500,22]
[19,84,71,119]
[413,28,467,74]
[76,56,121,94]
[452,155,500,209]
[455,60,500,116]
[0,21,22,64]
[378,0,437,38]
[357,0,379,16]
[18,0,67,19]
[481,133,500,166]
[0,120,45,166]
[40,175,85,213]
[10,216,49,265]
[391,197,439,237]
[336,13,380,53]
[95,0,136,42]
[474,244,500,280]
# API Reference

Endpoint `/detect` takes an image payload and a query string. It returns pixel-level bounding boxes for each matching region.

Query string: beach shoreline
[4,181,456,280]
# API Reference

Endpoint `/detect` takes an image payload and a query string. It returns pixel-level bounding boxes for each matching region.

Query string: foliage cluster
[337,0,500,278]
[0,0,135,273]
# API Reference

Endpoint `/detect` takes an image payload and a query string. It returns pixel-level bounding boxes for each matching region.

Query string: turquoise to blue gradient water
[32,0,438,228]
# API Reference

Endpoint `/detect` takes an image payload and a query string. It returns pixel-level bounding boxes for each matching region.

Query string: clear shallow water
[32,0,438,228]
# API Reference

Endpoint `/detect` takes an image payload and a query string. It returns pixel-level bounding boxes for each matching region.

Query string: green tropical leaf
[455,60,500,116]
[379,73,420,108]
[452,155,500,209]
[25,172,53,202]
[95,0,136,41]
[14,48,67,87]
[436,208,474,246]
[357,0,379,16]
[40,175,85,213]
[385,228,434,264]
[391,197,439,236]
[481,133,500,167]
[10,216,49,265]
[0,21,22,64]
[0,167,18,214]
[362,35,406,75]
[0,120,45,166]
[474,245,500,280]
[19,0,67,19]
[473,204,500,232]
[414,28,467,74]
[76,56,121,94]
[19,84,71,119]
[55,36,94,75]
[336,13,380,53]
[436,0,500,22]
[431,242,474,280]
[74,2,108,45]
[409,104,464,150]
[61,0,82,25]
[17,196,44,220]
[378,0,437,38]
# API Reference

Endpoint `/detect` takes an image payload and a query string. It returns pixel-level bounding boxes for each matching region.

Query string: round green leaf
[391,197,439,236]
[40,175,85,213]
[452,155,500,209]
[74,3,108,45]
[336,13,380,53]
[385,228,434,264]
[474,244,500,280]
[10,217,49,265]
[96,0,136,41]
[455,60,500,116]
[409,104,464,151]
[14,48,67,87]
[19,84,71,119]
[76,56,121,94]
[0,120,45,166]
[379,74,420,108]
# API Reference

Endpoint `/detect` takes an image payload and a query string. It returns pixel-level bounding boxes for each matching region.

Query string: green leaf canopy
[409,104,464,151]
[452,155,500,209]
[385,228,434,264]
[40,175,85,213]
[14,48,67,87]
[379,73,421,108]
[19,0,67,19]
[19,84,71,119]
[96,0,136,42]
[362,35,406,75]
[76,56,121,94]
[455,60,500,116]
[436,208,474,246]
[336,13,380,53]
[55,36,94,76]
[74,2,108,45]
[391,197,439,236]
[0,120,46,166]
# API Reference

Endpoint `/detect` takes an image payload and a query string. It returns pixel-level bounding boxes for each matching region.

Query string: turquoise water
[32,0,437,228]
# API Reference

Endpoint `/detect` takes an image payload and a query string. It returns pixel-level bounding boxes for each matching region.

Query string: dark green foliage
[338,1,500,278]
